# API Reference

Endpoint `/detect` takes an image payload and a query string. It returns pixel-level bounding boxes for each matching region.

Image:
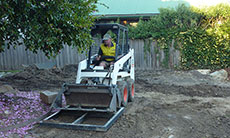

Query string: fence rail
[0,40,180,70]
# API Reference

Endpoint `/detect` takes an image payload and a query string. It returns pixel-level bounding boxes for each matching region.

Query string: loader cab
[87,23,129,69]
[76,23,135,86]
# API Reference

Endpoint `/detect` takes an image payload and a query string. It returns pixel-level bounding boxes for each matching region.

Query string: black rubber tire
[80,79,88,84]
[127,78,135,102]
[117,81,129,107]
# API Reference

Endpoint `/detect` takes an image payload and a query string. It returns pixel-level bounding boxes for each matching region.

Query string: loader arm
[111,49,135,85]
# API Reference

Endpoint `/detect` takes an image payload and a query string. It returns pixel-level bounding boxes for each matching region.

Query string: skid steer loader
[39,23,135,131]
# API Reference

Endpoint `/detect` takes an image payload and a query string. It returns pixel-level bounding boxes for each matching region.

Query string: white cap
[102,34,111,40]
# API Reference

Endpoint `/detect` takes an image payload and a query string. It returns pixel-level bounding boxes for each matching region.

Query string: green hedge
[128,4,230,70]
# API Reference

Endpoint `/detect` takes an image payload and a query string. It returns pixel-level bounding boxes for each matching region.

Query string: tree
[0,0,98,57]
[128,4,230,69]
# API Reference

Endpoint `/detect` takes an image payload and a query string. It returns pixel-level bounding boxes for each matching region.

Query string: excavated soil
[0,64,78,91]
[1,66,230,138]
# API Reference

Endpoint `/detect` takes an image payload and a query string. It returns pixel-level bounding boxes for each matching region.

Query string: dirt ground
[0,64,77,91]
[1,66,230,138]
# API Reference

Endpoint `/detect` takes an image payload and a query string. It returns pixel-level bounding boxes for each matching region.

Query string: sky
[183,0,230,7]
[95,0,230,15]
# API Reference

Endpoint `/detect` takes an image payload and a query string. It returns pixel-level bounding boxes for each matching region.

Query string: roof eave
[94,13,159,19]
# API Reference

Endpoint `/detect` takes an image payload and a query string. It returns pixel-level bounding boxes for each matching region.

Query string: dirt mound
[136,78,230,97]
[135,70,230,97]
[0,64,78,91]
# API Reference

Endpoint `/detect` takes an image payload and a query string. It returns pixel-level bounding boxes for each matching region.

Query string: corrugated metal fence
[0,39,180,70]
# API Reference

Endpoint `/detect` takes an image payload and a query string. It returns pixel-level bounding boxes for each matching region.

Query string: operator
[96,34,116,68]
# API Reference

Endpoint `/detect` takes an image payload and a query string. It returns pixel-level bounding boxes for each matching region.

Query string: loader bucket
[63,84,117,112]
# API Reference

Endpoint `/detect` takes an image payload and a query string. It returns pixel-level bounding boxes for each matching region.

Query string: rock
[0,72,5,78]
[210,69,228,81]
[0,85,16,93]
[196,69,211,75]
[0,72,12,78]
[40,91,58,105]
[188,70,211,81]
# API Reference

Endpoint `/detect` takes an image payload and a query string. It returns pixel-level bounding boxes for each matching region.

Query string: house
[94,0,189,25]
[94,0,230,25]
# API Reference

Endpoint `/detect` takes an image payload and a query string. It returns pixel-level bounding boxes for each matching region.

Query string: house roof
[95,0,190,16]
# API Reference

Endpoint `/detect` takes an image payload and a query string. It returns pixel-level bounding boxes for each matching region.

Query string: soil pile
[135,70,230,97]
[0,64,78,91]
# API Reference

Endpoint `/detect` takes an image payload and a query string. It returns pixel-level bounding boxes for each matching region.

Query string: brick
[40,91,58,105]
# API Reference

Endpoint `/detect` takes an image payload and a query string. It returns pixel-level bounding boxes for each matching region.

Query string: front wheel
[127,78,135,102]
[117,81,128,107]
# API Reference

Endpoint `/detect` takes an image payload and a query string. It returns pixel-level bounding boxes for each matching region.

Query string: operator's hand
[96,55,101,61]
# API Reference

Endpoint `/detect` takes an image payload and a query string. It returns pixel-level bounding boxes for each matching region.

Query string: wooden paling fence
[130,39,181,70]
[0,39,180,70]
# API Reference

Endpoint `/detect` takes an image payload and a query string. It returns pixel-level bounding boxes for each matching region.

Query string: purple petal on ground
[0,91,50,137]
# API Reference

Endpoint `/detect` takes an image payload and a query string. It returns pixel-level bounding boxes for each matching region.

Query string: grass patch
[0,70,21,73]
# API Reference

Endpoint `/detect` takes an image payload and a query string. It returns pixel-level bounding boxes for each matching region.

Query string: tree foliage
[128,4,230,70]
[0,0,98,57]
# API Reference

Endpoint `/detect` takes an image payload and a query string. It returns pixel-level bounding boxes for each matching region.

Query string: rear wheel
[127,78,135,102]
[117,81,128,107]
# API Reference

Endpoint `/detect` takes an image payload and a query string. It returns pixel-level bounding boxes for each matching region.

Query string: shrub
[128,4,230,70]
